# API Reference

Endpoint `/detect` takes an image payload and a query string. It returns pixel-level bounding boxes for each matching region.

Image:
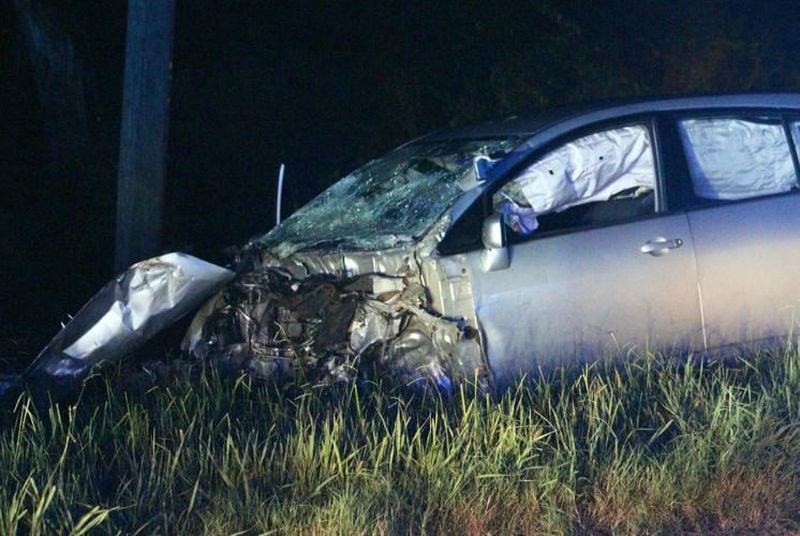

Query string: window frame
[437,114,667,255]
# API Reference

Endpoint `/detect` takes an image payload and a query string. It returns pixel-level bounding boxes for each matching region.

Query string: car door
[457,121,705,388]
[669,114,800,352]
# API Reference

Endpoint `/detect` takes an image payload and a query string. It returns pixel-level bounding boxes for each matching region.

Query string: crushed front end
[183,137,520,392]
[184,244,488,393]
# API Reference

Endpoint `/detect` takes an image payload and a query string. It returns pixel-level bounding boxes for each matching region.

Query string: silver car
[182,93,800,390]
[18,93,800,395]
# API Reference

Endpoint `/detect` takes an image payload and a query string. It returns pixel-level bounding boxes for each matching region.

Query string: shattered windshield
[255,138,518,257]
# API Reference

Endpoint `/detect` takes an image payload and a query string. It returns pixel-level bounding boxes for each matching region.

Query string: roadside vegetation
[1,347,799,535]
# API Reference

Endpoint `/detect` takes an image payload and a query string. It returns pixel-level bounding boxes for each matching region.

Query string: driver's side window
[494,123,657,239]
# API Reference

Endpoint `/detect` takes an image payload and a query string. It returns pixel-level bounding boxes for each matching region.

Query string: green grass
[1,348,799,535]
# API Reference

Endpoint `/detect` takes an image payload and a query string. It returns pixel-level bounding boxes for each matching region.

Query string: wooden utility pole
[114,0,176,272]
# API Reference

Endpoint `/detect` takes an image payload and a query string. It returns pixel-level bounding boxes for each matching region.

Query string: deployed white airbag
[505,124,656,215]
[678,118,797,200]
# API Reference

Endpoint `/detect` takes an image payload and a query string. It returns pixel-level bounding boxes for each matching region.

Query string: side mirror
[480,214,510,271]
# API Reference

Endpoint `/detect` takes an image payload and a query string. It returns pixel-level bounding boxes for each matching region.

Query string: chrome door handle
[640,237,683,256]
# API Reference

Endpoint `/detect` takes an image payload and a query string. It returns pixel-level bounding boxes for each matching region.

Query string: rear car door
[668,113,800,351]
[450,121,705,388]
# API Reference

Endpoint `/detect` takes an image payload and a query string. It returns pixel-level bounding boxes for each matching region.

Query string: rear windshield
[254,138,518,257]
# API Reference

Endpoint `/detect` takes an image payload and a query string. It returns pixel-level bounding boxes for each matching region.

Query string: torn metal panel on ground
[17,253,234,399]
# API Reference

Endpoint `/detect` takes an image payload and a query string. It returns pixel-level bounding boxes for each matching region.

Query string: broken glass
[255,138,518,258]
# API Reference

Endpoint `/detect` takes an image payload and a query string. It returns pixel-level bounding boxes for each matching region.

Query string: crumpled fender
[16,253,234,401]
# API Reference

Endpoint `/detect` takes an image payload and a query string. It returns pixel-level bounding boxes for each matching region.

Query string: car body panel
[460,214,704,387]
[687,194,800,350]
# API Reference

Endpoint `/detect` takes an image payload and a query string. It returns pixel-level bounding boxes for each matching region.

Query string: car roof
[418,93,800,141]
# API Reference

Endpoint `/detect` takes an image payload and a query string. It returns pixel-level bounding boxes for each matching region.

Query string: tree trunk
[114,0,176,272]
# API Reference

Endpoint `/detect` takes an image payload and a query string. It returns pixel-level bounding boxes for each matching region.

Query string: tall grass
[1,348,799,534]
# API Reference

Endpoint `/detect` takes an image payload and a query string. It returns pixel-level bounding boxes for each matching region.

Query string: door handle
[640,237,683,256]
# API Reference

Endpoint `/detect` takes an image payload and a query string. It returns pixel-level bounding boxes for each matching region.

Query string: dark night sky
[2,0,800,363]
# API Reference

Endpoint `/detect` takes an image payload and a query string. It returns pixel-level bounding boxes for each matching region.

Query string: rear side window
[677,117,798,201]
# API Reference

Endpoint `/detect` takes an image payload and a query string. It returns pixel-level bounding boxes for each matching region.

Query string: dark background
[2,0,800,366]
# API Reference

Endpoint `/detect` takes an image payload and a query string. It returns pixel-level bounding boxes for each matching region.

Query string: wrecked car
[15,93,800,397]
